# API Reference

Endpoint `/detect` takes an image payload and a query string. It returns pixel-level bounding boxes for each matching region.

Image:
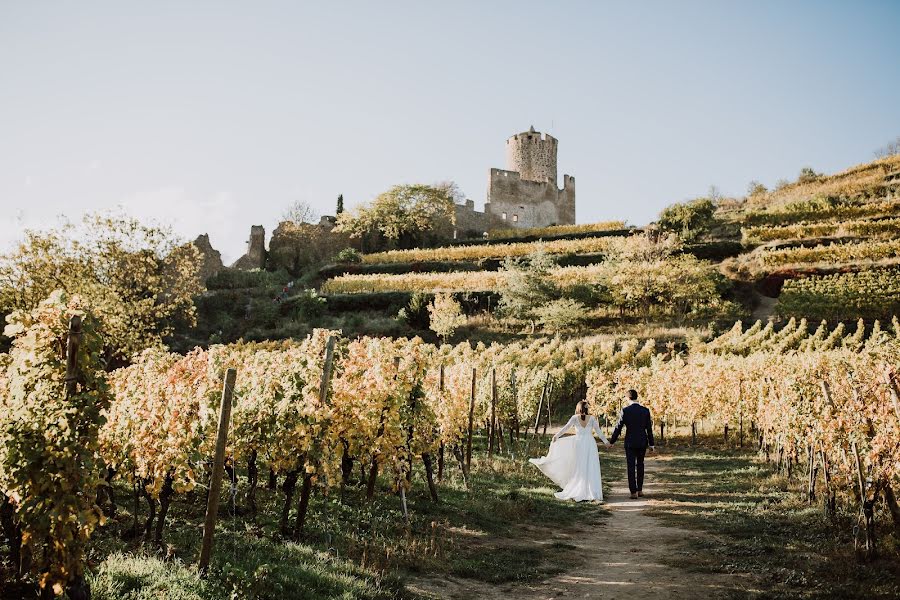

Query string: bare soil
[408,455,759,599]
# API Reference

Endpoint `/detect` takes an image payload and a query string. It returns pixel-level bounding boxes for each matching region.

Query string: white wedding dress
[530,415,608,501]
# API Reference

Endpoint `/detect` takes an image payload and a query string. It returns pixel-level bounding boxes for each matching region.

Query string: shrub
[206,268,291,290]
[657,198,717,241]
[334,247,362,263]
[536,298,586,333]
[397,291,432,329]
[292,289,326,321]
[797,166,821,184]
[428,293,466,342]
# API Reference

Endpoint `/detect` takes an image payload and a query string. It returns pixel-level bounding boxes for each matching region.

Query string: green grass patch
[649,444,900,599]
[16,434,603,599]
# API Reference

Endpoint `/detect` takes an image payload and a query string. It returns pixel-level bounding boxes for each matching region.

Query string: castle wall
[454,199,498,238]
[486,169,575,228]
[231,225,267,270]
[192,234,224,284]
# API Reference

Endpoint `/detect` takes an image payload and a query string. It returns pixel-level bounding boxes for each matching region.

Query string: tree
[282,200,319,225]
[334,184,456,252]
[498,251,560,333]
[597,240,732,322]
[797,167,820,184]
[0,214,202,365]
[656,198,717,241]
[536,298,586,333]
[398,292,431,329]
[336,194,345,215]
[428,293,466,342]
[747,180,768,197]
[874,136,900,159]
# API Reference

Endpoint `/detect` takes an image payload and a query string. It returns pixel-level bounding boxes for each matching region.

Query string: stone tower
[484,126,575,228]
[505,125,558,183]
[231,225,267,270]
[452,127,577,237]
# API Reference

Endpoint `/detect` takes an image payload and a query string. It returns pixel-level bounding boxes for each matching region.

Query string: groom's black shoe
[638,491,644,497]
[629,492,638,499]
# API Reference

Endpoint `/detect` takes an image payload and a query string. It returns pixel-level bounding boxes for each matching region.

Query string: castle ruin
[454,126,576,237]
[231,225,267,270]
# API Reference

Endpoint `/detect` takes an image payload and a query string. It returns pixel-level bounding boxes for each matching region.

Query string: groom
[608,389,654,499]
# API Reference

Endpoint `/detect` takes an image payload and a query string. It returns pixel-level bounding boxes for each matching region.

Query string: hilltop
[176,153,900,351]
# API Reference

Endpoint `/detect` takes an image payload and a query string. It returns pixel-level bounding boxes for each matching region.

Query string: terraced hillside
[185,155,900,348]
[714,154,900,322]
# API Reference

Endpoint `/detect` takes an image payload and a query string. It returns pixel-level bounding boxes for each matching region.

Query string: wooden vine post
[199,367,237,573]
[294,336,336,538]
[542,381,554,436]
[465,367,476,470]
[879,371,900,531]
[437,364,445,482]
[63,315,82,398]
[367,356,400,500]
[851,440,876,558]
[62,315,91,600]
[509,369,518,454]
[417,364,440,503]
[738,379,744,448]
[529,373,551,450]
[488,368,497,457]
[883,369,900,424]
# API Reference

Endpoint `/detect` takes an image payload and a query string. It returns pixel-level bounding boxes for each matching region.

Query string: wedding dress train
[529,415,607,501]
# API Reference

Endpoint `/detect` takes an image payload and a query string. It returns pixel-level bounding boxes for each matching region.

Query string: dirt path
[409,455,755,599]
[751,293,778,322]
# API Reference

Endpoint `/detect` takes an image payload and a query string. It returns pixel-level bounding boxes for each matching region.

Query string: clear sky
[2,1,899,262]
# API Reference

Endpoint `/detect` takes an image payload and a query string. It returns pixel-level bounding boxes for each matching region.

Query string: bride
[529,400,609,502]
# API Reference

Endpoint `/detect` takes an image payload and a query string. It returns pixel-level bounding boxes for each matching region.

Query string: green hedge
[206,268,292,290]
[448,227,636,247]
[321,291,500,315]
[318,253,608,279]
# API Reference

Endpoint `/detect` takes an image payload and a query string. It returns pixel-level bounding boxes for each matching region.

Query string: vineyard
[776,268,900,322]
[0,291,663,598]
[485,220,628,240]
[358,235,625,265]
[321,263,611,293]
[759,239,900,268]
[3,155,900,600]
[2,290,900,598]
[589,339,900,560]
[730,198,900,228]
[742,217,900,244]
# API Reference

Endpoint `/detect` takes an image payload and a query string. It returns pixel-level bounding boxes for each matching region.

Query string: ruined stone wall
[486,169,575,228]
[231,225,267,270]
[192,234,224,284]
[453,199,499,238]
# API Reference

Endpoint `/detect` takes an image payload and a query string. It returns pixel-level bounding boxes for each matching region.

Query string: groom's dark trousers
[625,446,647,494]
[610,402,654,494]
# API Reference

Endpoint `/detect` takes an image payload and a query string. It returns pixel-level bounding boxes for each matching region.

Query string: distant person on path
[609,389,654,499]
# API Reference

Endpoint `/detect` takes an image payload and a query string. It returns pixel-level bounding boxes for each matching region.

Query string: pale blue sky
[2,1,898,261]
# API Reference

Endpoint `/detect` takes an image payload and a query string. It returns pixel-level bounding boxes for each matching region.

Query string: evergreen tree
[336,194,344,215]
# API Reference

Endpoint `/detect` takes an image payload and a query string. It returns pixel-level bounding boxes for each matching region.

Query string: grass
[648,441,900,599]
[0,434,602,599]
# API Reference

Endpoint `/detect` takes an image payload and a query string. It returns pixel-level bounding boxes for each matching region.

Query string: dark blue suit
[609,402,654,494]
